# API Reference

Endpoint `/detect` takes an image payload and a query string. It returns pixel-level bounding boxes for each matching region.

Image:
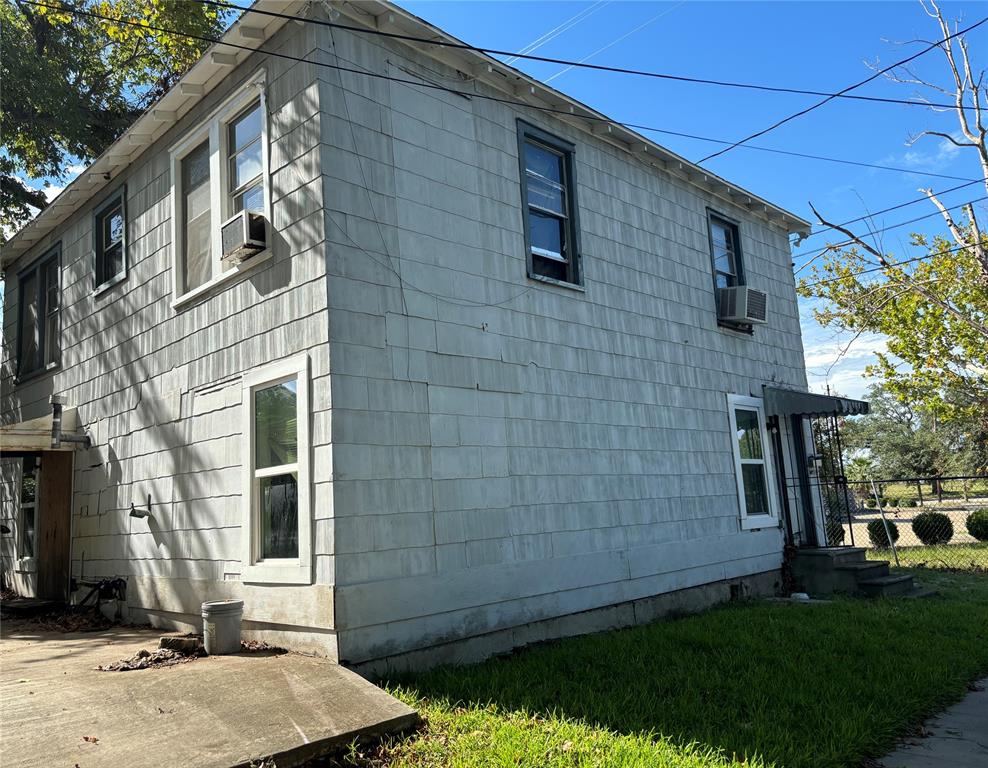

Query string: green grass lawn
[331,571,988,768]
[867,543,988,572]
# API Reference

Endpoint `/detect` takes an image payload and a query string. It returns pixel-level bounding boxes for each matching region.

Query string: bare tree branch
[964,202,988,279]
[809,203,988,339]
[910,130,977,148]
[924,187,970,243]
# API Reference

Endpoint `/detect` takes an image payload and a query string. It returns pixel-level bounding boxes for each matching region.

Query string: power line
[503,1,610,65]
[800,240,981,289]
[23,1,978,187]
[797,179,983,246]
[638,129,976,182]
[795,195,987,267]
[543,2,686,84]
[24,5,980,304]
[194,0,980,113]
[697,13,988,164]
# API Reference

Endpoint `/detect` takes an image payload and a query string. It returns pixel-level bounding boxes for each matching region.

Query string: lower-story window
[727,394,780,530]
[242,353,311,584]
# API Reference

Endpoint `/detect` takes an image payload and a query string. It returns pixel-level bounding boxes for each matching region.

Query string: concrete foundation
[353,568,782,678]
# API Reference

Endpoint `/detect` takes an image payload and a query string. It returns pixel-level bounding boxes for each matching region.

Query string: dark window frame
[16,244,61,381]
[707,210,745,291]
[707,210,753,334]
[517,120,582,287]
[93,185,128,294]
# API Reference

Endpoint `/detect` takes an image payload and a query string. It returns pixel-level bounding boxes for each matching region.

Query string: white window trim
[241,352,312,584]
[169,70,271,308]
[727,394,780,531]
[16,458,39,572]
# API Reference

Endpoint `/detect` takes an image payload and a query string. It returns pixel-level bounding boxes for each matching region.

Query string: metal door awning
[0,406,85,453]
[762,386,869,418]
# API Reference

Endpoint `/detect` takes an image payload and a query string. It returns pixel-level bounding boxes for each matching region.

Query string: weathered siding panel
[0,19,336,654]
[322,29,803,662]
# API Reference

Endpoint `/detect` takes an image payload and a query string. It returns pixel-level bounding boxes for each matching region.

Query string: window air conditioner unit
[717,286,768,324]
[221,210,266,266]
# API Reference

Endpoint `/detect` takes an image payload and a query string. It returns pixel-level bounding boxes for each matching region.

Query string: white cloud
[880,132,964,174]
[801,322,888,399]
[802,335,887,370]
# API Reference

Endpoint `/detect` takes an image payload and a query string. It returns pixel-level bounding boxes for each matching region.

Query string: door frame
[12,450,73,601]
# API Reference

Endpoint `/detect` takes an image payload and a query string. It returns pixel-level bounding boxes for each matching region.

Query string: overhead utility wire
[24,2,978,186]
[194,0,979,113]
[24,5,980,301]
[503,1,610,65]
[697,13,988,163]
[800,239,982,289]
[798,179,982,245]
[795,194,988,265]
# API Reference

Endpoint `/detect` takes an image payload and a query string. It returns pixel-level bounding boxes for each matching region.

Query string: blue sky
[393,0,986,398]
[9,1,986,399]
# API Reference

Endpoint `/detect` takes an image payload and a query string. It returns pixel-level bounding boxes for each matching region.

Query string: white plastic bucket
[201,599,244,655]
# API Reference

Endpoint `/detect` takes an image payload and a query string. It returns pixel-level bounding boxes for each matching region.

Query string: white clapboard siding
[318,25,801,663]
[4,10,810,664]
[0,17,335,642]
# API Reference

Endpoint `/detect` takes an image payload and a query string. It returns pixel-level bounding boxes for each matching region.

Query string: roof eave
[2,0,810,270]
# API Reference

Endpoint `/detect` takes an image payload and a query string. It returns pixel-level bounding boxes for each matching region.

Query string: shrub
[867,519,900,549]
[886,497,899,508]
[966,509,988,542]
[904,498,918,508]
[865,498,877,509]
[912,511,954,545]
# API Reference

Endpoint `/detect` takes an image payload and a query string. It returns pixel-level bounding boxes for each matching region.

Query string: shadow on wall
[1,70,325,621]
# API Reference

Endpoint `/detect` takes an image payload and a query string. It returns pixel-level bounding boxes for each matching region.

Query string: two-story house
[1,0,866,669]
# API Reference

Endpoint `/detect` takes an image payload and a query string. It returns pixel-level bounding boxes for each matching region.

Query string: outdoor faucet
[129,494,152,519]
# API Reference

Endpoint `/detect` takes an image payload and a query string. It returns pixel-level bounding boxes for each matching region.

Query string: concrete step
[902,585,939,599]
[858,573,915,598]
[793,547,867,566]
[835,561,890,580]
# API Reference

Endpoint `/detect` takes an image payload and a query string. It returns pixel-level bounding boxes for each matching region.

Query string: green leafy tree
[842,384,984,479]
[798,0,988,430]
[1,0,232,238]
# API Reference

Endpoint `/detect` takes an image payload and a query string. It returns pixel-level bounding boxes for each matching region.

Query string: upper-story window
[93,188,127,293]
[708,213,744,289]
[229,102,264,214]
[517,121,581,286]
[17,245,60,378]
[170,74,268,303]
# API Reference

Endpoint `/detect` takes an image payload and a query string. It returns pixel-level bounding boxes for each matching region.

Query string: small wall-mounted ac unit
[717,286,768,324]
[221,210,266,266]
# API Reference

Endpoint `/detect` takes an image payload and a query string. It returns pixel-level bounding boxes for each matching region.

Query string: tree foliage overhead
[1,0,233,238]
[798,0,988,430]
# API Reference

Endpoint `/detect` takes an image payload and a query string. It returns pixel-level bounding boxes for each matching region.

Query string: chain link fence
[832,477,988,572]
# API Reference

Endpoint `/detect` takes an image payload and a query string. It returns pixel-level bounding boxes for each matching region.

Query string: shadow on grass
[384,571,988,768]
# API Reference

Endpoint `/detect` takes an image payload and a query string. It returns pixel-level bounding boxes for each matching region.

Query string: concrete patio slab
[0,621,417,768]
[879,677,988,768]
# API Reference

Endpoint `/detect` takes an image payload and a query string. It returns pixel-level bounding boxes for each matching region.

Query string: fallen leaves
[97,647,201,672]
